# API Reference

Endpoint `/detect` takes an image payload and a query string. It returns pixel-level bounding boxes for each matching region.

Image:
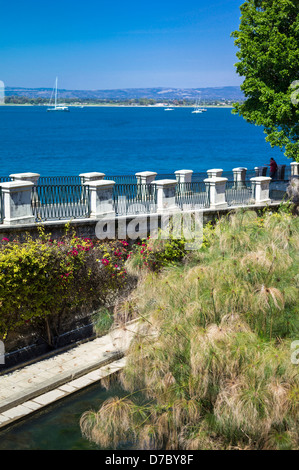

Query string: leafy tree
[231,0,299,161]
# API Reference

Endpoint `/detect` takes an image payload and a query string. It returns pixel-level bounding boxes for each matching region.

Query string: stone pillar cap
[207,168,223,172]
[174,169,193,174]
[151,179,177,186]
[0,180,34,189]
[233,167,247,171]
[79,172,105,177]
[9,172,40,178]
[135,171,157,176]
[250,176,272,182]
[204,177,228,183]
[84,180,115,187]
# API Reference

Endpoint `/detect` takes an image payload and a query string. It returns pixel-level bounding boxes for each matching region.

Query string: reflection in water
[0,382,132,450]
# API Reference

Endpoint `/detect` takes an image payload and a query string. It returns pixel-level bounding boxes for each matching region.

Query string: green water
[0,382,131,450]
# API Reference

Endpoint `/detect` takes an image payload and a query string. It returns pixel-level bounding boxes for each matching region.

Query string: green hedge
[0,227,130,344]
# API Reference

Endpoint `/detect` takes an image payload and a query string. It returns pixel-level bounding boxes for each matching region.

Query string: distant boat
[164,104,174,111]
[47,78,69,112]
[192,101,203,114]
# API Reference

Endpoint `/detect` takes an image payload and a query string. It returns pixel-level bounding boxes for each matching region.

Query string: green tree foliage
[231,0,299,161]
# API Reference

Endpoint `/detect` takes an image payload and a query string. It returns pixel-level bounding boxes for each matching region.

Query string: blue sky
[0,0,244,90]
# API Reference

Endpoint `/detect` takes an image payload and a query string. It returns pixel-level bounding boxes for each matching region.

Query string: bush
[126,233,188,274]
[0,227,131,346]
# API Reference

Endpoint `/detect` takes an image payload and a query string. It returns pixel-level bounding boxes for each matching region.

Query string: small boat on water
[47,78,69,112]
[192,100,203,114]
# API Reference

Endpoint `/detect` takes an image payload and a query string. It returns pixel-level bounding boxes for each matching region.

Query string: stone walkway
[0,319,142,429]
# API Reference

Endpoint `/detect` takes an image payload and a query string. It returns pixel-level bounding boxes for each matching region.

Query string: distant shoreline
[0,104,234,108]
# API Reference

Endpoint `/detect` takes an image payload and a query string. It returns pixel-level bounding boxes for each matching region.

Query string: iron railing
[38,176,81,186]
[113,183,157,215]
[105,175,137,184]
[269,180,289,202]
[31,184,90,221]
[225,181,254,206]
[176,182,210,209]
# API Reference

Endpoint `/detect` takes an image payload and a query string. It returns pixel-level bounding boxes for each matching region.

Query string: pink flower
[2,238,9,242]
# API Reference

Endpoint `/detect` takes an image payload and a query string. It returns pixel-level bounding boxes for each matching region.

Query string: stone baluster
[207,168,223,178]
[84,180,115,218]
[232,167,247,188]
[290,162,299,177]
[0,180,35,225]
[250,176,271,204]
[151,179,178,213]
[204,176,228,209]
[174,170,193,184]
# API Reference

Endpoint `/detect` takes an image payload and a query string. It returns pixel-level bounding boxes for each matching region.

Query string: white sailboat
[47,78,69,112]
[191,100,203,114]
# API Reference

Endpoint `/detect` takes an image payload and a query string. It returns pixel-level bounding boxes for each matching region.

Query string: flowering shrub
[0,228,131,345]
[127,233,187,273]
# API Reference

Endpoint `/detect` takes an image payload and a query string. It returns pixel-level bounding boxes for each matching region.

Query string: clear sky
[0,0,244,90]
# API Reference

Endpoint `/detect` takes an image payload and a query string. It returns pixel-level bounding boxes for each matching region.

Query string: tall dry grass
[81,209,299,450]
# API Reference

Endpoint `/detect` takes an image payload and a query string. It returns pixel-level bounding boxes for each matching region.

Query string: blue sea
[0,106,289,177]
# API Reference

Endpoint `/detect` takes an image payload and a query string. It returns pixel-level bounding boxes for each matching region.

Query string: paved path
[0,319,142,429]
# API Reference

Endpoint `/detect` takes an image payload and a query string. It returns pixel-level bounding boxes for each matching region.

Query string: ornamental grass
[81,208,299,450]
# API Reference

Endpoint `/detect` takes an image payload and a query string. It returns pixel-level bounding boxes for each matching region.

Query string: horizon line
[5,84,242,92]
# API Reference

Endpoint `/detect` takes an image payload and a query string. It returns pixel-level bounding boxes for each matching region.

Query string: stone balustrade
[0,163,294,225]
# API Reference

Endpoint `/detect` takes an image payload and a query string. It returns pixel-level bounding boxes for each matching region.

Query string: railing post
[79,172,105,184]
[175,170,193,184]
[232,167,247,188]
[84,180,115,218]
[250,176,271,204]
[135,171,157,202]
[135,171,157,185]
[10,172,40,186]
[207,168,223,178]
[290,162,299,177]
[0,181,35,225]
[151,179,178,213]
[204,176,228,209]
[254,166,268,176]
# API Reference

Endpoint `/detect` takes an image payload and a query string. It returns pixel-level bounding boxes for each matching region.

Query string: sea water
[0,106,289,177]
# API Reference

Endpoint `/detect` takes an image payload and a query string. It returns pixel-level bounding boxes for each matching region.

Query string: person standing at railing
[264,158,278,179]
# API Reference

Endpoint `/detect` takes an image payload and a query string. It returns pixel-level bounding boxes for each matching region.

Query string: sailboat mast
[55,77,58,108]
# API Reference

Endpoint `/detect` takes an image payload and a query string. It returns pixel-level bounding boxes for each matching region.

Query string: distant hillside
[5,86,244,102]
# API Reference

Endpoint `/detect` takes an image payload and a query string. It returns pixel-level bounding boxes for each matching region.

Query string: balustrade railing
[175,182,210,209]
[0,164,295,225]
[31,184,90,221]
[113,183,157,215]
[225,181,254,206]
